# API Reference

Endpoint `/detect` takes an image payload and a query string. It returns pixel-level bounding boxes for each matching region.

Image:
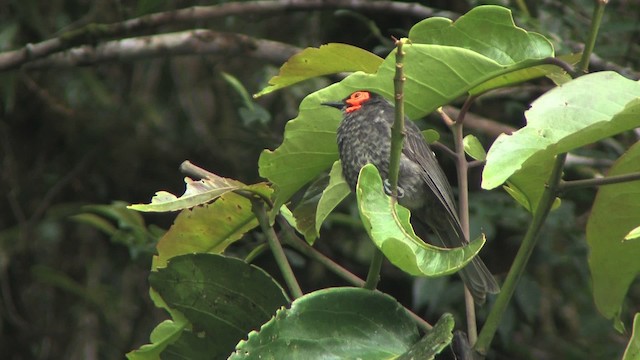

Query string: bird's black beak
[321,101,344,110]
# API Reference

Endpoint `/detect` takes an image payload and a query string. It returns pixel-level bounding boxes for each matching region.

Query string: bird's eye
[351,91,370,101]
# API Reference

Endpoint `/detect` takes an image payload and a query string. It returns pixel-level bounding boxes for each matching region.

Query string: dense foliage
[1,1,639,359]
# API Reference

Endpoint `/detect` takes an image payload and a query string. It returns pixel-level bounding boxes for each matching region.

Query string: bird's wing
[402,120,465,239]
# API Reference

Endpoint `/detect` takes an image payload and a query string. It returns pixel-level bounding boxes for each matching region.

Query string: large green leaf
[483,72,640,212]
[587,142,640,331]
[255,43,383,97]
[409,6,551,63]
[150,254,289,359]
[152,183,272,269]
[623,313,640,360]
[230,287,419,359]
[259,6,555,210]
[357,164,484,277]
[409,5,559,94]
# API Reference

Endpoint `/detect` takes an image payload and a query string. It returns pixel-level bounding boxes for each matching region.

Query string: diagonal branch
[0,0,452,71]
[24,30,300,69]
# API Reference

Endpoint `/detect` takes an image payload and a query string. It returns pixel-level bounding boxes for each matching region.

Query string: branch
[252,200,303,299]
[559,171,640,191]
[576,0,608,74]
[451,97,477,344]
[0,0,452,71]
[24,30,300,69]
[565,40,639,80]
[442,105,516,138]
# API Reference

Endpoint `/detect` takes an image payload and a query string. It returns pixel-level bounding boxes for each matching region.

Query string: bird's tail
[422,208,500,304]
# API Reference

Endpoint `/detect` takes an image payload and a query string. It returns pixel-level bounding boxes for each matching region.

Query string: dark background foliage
[1,0,639,359]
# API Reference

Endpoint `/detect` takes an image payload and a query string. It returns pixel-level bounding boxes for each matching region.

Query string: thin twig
[432,141,458,161]
[252,200,303,299]
[559,172,640,191]
[455,94,478,126]
[451,99,477,344]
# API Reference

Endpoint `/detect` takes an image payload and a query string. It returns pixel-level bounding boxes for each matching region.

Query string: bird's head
[322,90,386,113]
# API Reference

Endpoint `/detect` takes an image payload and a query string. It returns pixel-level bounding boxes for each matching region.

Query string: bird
[322,90,499,304]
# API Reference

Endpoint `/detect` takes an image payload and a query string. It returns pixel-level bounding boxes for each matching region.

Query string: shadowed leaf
[587,142,640,331]
[231,287,418,359]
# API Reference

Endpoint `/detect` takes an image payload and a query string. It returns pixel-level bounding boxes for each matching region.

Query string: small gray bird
[323,90,499,304]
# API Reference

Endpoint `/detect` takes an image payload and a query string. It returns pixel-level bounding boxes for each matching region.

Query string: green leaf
[463,134,486,161]
[128,175,245,212]
[587,142,640,331]
[314,160,351,243]
[278,204,298,232]
[254,43,383,97]
[623,313,640,360]
[260,7,555,211]
[483,72,640,212]
[397,313,454,360]
[222,72,255,110]
[624,225,640,241]
[421,129,440,144]
[230,287,419,359]
[409,5,557,94]
[70,213,118,235]
[223,72,271,126]
[152,184,272,269]
[150,254,289,359]
[409,6,552,64]
[126,319,188,360]
[357,164,484,277]
[502,182,531,212]
[162,329,222,360]
[291,172,330,244]
[72,202,159,258]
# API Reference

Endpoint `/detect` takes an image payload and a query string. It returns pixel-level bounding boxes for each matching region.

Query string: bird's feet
[383,179,405,198]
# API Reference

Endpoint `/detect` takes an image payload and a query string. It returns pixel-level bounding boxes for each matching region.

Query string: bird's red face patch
[345,91,371,113]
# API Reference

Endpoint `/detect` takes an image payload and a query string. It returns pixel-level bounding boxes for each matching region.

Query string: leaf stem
[559,171,640,191]
[251,200,303,299]
[577,0,608,74]
[364,249,385,290]
[475,153,567,355]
